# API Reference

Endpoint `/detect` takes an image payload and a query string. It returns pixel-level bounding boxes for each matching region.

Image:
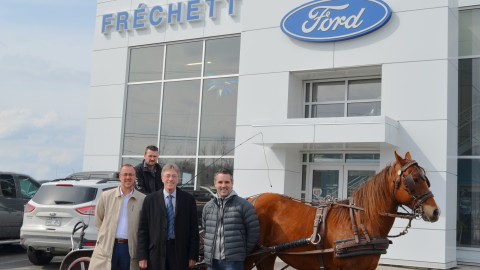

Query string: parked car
[20,178,120,265]
[63,171,119,180]
[37,179,53,185]
[180,185,216,225]
[0,172,41,245]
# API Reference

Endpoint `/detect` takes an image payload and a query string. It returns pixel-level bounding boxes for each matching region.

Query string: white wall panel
[84,118,123,156]
[240,29,334,75]
[334,8,449,67]
[83,155,121,172]
[130,0,168,8]
[381,228,455,268]
[96,0,131,16]
[313,118,397,144]
[252,124,315,144]
[164,19,205,42]
[90,48,128,86]
[458,0,480,7]
[234,169,286,197]
[241,0,306,31]
[234,126,288,171]
[383,60,449,121]
[127,27,167,47]
[87,85,125,118]
[397,121,448,172]
[237,73,290,124]
[386,0,449,12]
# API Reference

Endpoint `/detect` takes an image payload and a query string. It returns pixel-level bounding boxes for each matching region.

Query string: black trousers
[166,239,177,270]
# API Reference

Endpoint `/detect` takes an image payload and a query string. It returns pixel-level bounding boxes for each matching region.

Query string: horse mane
[327,163,396,230]
[352,163,396,227]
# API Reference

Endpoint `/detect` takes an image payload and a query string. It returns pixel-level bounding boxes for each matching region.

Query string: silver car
[20,179,119,265]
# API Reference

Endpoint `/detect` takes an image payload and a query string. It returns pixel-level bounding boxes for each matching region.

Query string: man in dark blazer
[137,163,199,270]
[134,145,163,194]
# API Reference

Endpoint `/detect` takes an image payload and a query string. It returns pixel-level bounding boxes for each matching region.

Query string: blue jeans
[111,242,130,270]
[208,259,243,270]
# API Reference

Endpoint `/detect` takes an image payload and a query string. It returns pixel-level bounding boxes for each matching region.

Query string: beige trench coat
[88,187,145,270]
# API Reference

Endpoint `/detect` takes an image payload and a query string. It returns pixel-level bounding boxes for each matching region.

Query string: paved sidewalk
[273,259,480,269]
[377,265,480,270]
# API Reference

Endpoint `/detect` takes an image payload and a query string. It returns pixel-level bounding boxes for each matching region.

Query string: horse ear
[394,150,404,165]
[405,151,412,160]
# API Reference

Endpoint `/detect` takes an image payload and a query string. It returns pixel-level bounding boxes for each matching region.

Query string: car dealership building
[84,0,480,268]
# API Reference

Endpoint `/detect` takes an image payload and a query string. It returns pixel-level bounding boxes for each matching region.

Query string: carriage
[61,151,439,270]
[59,221,93,270]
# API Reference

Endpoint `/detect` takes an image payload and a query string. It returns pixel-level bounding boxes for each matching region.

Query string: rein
[247,161,434,268]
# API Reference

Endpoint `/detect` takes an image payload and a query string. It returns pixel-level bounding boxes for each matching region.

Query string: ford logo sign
[280,0,392,42]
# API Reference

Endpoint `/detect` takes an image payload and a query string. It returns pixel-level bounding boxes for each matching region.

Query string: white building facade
[85,0,480,268]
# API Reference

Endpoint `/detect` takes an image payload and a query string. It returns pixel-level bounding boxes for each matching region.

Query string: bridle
[391,160,433,218]
[377,160,435,238]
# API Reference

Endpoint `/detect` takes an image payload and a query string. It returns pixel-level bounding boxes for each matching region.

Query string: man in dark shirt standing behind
[135,145,163,194]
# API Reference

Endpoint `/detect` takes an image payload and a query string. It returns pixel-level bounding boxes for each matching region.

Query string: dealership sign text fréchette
[101,0,238,34]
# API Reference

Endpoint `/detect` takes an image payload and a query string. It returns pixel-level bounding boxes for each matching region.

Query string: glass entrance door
[309,165,377,200]
[310,166,343,200]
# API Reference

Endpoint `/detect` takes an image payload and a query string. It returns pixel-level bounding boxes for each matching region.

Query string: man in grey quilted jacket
[202,168,260,270]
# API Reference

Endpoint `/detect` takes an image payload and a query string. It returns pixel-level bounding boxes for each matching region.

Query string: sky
[0,1,97,180]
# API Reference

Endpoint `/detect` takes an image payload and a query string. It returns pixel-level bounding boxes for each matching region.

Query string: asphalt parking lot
[1,243,479,270]
[0,244,61,270]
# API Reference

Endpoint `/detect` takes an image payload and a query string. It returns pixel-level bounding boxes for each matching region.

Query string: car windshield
[32,185,98,205]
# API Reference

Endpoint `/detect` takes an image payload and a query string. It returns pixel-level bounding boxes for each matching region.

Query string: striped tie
[167,195,175,239]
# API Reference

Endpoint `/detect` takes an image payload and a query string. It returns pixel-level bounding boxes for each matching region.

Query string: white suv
[20,178,120,265]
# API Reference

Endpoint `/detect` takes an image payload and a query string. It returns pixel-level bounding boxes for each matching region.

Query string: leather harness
[248,160,433,270]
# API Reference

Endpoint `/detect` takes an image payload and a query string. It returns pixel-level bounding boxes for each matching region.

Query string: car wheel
[27,248,53,265]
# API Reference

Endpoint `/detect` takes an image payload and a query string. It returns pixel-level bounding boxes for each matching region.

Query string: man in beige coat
[89,164,146,270]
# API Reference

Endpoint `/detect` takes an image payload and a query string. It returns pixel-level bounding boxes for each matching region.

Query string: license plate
[46,217,61,226]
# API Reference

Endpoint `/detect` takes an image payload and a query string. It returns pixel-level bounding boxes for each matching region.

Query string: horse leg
[245,254,277,270]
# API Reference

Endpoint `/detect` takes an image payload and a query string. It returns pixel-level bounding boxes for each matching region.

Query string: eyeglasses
[121,173,135,177]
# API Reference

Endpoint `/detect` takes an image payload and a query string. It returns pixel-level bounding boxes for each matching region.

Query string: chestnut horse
[244,151,440,270]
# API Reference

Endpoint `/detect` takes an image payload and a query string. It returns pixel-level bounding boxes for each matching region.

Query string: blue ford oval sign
[280,0,392,42]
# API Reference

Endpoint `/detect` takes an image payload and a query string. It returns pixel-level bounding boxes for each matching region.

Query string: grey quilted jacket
[202,191,260,264]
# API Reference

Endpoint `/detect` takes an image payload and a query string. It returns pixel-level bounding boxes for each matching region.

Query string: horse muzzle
[421,205,440,222]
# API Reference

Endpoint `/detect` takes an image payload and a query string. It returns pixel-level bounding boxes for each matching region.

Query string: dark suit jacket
[137,187,199,270]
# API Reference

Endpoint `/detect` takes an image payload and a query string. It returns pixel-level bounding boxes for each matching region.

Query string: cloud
[0,108,85,179]
[1,108,84,142]
[0,1,94,180]
[0,109,32,139]
[0,54,90,87]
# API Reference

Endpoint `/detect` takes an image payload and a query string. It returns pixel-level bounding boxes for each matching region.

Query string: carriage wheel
[66,256,91,270]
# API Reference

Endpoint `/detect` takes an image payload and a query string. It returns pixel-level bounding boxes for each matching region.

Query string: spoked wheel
[66,256,90,270]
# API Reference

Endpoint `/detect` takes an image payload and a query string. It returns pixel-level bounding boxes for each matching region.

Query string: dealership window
[457,8,480,248]
[304,78,381,118]
[122,36,240,189]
